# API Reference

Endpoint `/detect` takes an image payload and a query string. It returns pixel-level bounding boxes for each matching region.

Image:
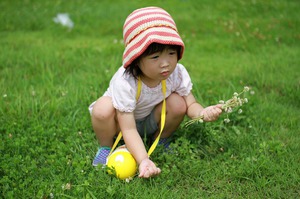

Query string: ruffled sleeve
[110,74,137,112]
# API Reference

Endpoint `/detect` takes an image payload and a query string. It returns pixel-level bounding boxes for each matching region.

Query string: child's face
[138,47,178,86]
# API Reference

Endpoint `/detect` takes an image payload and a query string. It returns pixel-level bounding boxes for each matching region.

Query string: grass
[1,0,299,198]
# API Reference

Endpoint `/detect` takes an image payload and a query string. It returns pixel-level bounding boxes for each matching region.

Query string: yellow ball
[106,146,137,180]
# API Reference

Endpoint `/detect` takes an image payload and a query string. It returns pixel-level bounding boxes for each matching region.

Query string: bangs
[141,43,181,58]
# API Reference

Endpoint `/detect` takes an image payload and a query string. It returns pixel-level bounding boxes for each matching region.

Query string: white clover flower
[184,86,250,126]
[50,193,54,199]
[250,90,255,95]
[3,94,7,98]
[238,98,243,106]
[125,177,133,183]
[244,86,250,92]
[226,107,233,113]
[219,100,225,104]
[224,118,230,123]
[64,183,71,190]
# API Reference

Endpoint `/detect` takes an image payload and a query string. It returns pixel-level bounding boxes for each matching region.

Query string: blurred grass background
[0,0,299,198]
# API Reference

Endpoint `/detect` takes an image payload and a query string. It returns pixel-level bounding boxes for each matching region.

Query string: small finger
[156,167,161,175]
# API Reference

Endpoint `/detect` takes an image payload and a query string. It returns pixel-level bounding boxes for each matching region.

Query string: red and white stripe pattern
[122,7,184,68]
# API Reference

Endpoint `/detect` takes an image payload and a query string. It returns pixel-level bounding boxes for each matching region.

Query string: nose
[160,57,169,68]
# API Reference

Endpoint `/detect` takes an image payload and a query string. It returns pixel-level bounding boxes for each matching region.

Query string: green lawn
[1,0,299,198]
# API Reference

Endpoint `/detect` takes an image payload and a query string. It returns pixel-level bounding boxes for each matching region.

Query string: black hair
[124,43,181,79]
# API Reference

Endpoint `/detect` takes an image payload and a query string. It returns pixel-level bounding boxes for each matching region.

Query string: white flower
[238,98,243,106]
[226,107,233,113]
[244,86,250,92]
[50,193,54,199]
[62,183,71,190]
[125,177,133,183]
[3,94,7,98]
[224,118,230,123]
[250,90,255,95]
[185,86,251,126]
[219,100,225,104]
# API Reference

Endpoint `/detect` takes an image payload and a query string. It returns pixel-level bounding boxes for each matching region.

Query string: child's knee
[92,97,115,121]
[176,97,187,115]
[168,94,187,115]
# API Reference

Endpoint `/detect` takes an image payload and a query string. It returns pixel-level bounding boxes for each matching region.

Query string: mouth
[161,71,169,77]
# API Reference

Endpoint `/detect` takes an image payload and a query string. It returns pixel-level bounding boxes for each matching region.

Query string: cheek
[140,61,155,71]
[170,57,178,66]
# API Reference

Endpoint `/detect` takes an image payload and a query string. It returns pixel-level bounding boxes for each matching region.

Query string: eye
[149,53,160,59]
[167,48,177,55]
[151,55,159,59]
[169,50,176,56]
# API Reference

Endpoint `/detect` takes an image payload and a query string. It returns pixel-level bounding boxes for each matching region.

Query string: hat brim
[123,26,184,68]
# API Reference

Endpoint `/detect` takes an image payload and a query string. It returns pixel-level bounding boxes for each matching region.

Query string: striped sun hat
[122,7,185,68]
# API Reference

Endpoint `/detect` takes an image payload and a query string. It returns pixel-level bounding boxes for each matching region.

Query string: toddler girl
[89,7,222,178]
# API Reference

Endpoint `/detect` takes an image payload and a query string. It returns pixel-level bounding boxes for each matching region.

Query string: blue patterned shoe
[92,147,111,166]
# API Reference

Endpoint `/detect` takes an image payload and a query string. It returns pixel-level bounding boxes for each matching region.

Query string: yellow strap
[136,76,142,100]
[109,78,166,157]
[109,131,122,155]
[147,80,166,156]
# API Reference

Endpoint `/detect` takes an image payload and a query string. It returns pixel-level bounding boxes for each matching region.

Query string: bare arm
[116,110,161,178]
[116,110,147,164]
[184,92,223,122]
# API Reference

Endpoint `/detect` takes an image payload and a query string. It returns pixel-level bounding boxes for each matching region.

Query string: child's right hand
[138,158,161,178]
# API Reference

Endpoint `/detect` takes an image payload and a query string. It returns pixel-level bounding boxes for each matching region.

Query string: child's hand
[200,104,223,122]
[138,158,161,178]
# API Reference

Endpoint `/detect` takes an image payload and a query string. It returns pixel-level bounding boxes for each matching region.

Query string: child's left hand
[200,104,223,122]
